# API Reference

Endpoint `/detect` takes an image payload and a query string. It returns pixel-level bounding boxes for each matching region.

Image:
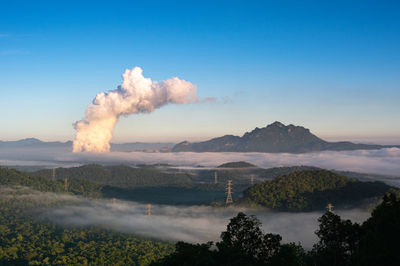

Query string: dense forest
[32,164,194,188]
[152,192,400,266]
[3,165,397,209]
[0,166,103,198]
[31,164,321,188]
[0,186,173,265]
[4,165,397,208]
[28,164,320,205]
[242,170,395,211]
[1,165,400,265]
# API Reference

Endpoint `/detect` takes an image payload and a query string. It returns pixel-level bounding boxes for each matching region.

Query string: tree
[151,212,286,266]
[270,243,308,266]
[151,241,217,266]
[217,212,282,265]
[311,211,360,266]
[353,193,400,266]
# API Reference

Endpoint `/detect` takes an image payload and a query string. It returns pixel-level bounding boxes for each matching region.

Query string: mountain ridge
[2,122,399,153]
[172,121,399,153]
[0,138,174,151]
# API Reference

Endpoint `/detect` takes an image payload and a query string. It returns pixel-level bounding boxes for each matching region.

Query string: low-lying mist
[1,186,373,249]
[41,196,370,249]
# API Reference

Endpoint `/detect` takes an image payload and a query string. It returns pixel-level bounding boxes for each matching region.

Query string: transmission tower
[64,178,68,192]
[147,204,152,216]
[214,171,218,184]
[326,203,334,213]
[112,198,117,207]
[52,168,56,181]
[225,180,233,204]
[250,175,254,185]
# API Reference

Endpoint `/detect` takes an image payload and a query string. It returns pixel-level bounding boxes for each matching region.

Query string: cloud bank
[1,147,400,184]
[73,67,199,153]
[64,148,400,178]
[43,198,370,249]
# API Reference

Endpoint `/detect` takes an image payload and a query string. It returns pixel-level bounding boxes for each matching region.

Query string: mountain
[0,138,174,152]
[172,121,397,153]
[0,138,72,148]
[2,122,398,153]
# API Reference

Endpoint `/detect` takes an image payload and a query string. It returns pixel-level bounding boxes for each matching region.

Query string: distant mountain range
[172,121,400,153]
[2,122,399,153]
[0,138,174,152]
[0,138,72,148]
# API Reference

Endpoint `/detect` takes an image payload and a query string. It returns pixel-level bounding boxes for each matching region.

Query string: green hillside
[0,166,103,197]
[242,170,394,211]
[217,161,257,168]
[32,164,194,188]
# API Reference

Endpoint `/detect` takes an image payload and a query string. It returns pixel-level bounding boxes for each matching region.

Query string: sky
[1,0,399,144]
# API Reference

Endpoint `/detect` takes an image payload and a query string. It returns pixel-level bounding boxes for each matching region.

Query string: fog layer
[1,147,400,178]
[44,198,370,249]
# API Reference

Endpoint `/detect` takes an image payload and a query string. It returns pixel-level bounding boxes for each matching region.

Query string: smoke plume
[73,67,199,152]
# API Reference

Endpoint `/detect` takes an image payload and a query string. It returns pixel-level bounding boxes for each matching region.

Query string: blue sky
[1,0,399,143]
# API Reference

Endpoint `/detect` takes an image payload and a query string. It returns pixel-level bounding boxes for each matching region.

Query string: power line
[225,180,233,204]
[112,198,117,208]
[64,178,68,192]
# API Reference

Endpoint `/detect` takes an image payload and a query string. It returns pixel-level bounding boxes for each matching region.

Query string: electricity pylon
[214,171,218,184]
[250,175,254,185]
[64,178,68,192]
[52,168,56,181]
[225,180,233,204]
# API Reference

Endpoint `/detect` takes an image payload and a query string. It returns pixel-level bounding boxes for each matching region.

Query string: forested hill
[32,164,194,188]
[0,166,103,197]
[217,161,257,168]
[172,121,391,153]
[242,169,395,211]
[0,166,63,192]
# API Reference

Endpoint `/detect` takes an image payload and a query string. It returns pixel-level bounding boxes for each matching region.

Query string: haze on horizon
[1,1,399,145]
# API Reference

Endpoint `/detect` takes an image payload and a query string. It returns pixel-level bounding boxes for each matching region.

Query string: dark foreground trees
[353,193,400,266]
[311,211,361,265]
[152,192,400,266]
[151,212,307,266]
